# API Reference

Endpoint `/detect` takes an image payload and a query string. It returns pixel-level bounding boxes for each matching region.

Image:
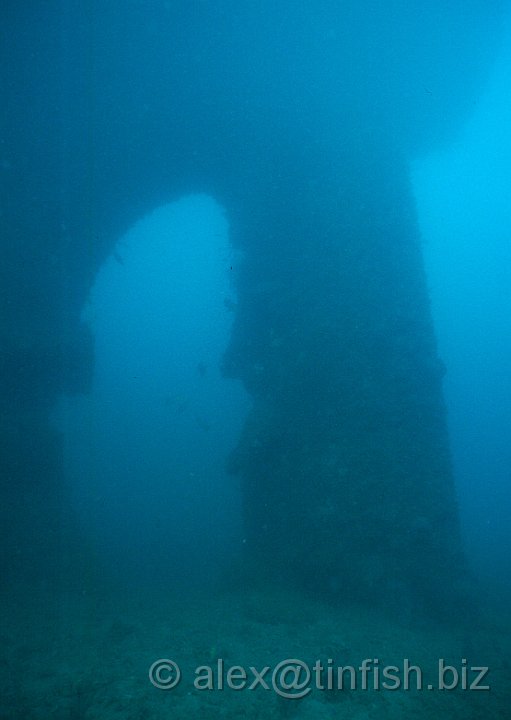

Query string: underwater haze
[1,2,510,719]
[413,40,511,587]
[55,196,249,588]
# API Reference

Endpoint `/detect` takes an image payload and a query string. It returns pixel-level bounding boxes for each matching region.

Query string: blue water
[2,3,510,718]
[413,43,511,583]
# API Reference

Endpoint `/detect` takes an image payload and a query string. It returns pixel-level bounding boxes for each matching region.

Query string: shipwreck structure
[1,1,505,610]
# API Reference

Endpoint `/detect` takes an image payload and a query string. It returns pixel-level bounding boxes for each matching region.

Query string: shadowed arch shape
[1,1,507,611]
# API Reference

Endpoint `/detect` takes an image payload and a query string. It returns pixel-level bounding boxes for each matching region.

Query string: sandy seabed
[1,583,509,719]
